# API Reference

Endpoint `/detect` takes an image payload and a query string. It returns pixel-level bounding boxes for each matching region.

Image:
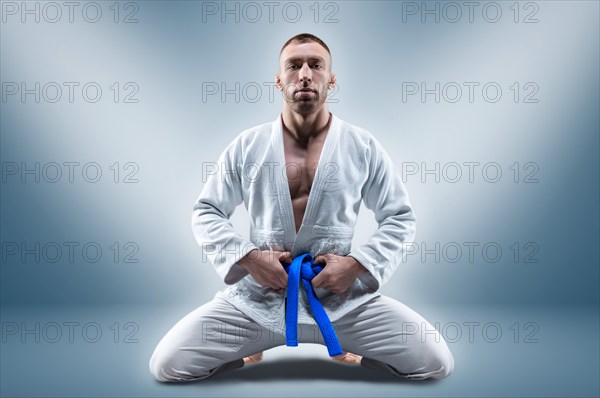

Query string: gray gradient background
[1,1,598,397]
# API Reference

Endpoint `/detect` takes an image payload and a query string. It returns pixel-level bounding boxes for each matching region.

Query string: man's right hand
[238,249,292,291]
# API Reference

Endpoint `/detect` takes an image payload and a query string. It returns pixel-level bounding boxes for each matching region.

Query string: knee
[149,346,202,383]
[397,337,454,380]
[364,342,454,381]
[426,341,455,380]
[148,349,178,383]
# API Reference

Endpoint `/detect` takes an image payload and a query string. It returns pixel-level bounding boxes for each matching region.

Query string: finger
[311,274,322,288]
[282,252,292,263]
[279,251,292,264]
[266,250,282,262]
[314,255,325,264]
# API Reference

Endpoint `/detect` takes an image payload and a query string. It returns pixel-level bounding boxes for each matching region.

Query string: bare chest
[282,132,328,232]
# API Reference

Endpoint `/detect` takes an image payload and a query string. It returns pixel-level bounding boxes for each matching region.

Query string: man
[149,33,454,382]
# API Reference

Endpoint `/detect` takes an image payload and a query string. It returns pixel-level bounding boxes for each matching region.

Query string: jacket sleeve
[348,135,417,292]
[191,136,259,285]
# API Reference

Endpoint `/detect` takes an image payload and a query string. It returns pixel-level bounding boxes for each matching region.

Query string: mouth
[296,88,316,95]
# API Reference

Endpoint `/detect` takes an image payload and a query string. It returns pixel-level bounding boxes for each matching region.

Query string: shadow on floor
[203,358,439,384]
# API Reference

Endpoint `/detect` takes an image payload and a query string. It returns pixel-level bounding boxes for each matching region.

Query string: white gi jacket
[192,113,416,328]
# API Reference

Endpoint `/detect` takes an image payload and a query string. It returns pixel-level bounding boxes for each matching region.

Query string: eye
[287,64,298,70]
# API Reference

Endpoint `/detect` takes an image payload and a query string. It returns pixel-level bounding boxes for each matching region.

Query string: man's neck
[281,107,332,146]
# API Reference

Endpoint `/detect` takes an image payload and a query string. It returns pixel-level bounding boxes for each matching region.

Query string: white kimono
[191,113,416,328]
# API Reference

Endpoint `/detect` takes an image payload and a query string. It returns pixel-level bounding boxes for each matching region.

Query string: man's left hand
[311,254,367,293]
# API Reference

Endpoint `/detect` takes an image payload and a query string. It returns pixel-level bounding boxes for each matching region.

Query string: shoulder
[222,120,273,155]
[237,120,273,144]
[335,115,383,156]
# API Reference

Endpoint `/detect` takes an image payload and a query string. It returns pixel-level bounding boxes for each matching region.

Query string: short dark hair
[280,33,331,57]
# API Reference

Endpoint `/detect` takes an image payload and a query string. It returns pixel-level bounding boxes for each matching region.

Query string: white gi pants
[149,295,454,382]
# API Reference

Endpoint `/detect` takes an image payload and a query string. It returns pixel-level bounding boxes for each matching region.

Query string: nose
[298,63,312,83]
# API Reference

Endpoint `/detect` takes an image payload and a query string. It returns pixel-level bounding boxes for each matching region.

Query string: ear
[328,73,337,89]
[275,74,283,91]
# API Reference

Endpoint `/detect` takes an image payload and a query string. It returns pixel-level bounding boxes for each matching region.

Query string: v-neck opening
[272,113,339,246]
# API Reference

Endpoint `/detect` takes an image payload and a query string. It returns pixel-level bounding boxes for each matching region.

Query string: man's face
[276,41,336,115]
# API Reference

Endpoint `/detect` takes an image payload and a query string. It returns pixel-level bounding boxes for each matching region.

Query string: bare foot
[331,351,363,365]
[242,351,264,365]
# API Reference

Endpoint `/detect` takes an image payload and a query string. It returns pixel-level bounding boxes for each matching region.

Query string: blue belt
[281,253,343,357]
